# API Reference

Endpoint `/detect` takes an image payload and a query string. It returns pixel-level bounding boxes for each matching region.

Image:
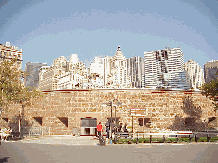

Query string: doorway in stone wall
[80,117,97,136]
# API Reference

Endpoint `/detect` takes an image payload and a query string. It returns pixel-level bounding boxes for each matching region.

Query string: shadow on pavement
[0,157,10,163]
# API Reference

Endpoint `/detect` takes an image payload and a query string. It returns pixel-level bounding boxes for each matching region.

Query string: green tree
[200,79,218,112]
[0,58,42,112]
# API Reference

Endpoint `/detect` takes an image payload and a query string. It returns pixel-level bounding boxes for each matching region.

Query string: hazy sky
[0,0,217,70]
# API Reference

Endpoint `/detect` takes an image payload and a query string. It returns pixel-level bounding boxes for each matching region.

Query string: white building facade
[39,54,89,91]
[144,46,190,90]
[127,56,144,88]
[184,59,205,90]
[0,42,22,69]
[108,46,131,88]
[88,47,131,89]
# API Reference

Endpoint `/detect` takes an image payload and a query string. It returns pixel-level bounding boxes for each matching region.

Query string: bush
[178,138,190,142]
[167,138,177,142]
[117,136,218,144]
[197,137,207,142]
[210,137,218,142]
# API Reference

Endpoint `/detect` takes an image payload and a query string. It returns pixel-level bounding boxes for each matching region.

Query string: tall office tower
[184,59,205,90]
[109,46,131,88]
[144,46,190,90]
[127,56,144,88]
[204,60,218,83]
[89,56,105,88]
[25,62,47,89]
[0,42,23,69]
[39,56,67,91]
[39,55,89,91]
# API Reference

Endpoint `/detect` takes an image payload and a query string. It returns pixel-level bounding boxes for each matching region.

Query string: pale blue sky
[0,0,217,70]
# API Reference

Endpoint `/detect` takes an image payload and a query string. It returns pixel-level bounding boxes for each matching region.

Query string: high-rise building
[144,46,190,90]
[204,60,218,83]
[0,42,22,69]
[39,54,89,91]
[89,56,105,88]
[88,47,131,89]
[108,46,131,88]
[25,62,47,89]
[127,56,144,88]
[39,56,67,91]
[184,59,205,90]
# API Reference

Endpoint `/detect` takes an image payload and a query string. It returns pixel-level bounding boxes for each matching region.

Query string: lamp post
[102,98,122,144]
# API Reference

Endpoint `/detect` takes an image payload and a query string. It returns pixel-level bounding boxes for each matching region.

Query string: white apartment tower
[127,56,144,88]
[109,46,130,88]
[144,46,190,90]
[39,54,89,91]
[89,56,105,88]
[184,59,205,90]
[89,47,131,88]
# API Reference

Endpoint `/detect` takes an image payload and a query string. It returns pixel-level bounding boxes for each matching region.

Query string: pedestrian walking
[118,123,123,132]
[123,123,128,132]
[97,122,102,138]
[110,120,116,133]
[105,121,110,139]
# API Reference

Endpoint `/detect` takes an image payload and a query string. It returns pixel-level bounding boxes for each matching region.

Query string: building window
[138,118,151,127]
[57,117,68,127]
[2,118,8,123]
[33,117,42,125]
[208,117,216,123]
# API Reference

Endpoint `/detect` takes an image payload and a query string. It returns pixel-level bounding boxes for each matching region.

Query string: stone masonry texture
[0,89,217,135]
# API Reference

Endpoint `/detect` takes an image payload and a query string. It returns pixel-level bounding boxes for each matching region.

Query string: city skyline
[0,0,217,70]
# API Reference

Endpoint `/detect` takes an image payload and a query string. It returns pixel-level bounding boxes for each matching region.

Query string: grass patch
[116,137,218,144]
[178,138,191,142]
[210,137,218,142]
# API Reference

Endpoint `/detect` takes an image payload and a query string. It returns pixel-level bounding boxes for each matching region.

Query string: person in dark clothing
[110,120,116,133]
[118,123,123,132]
[123,123,128,132]
[105,121,110,138]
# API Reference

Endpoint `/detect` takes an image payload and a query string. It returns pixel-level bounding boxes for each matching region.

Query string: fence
[22,126,50,137]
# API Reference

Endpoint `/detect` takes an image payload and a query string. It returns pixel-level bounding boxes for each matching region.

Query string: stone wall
[0,89,217,135]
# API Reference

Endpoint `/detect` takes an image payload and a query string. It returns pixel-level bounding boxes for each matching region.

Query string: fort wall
[0,89,217,135]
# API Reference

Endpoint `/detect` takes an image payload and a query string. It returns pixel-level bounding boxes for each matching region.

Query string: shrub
[210,137,218,142]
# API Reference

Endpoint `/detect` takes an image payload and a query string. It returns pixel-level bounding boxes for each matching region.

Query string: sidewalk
[17,135,100,146]
[4,135,218,146]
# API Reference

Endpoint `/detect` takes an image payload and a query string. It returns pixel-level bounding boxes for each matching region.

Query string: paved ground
[17,135,100,146]
[1,136,218,163]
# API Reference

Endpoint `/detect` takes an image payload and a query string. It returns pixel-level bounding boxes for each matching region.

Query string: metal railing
[26,126,50,137]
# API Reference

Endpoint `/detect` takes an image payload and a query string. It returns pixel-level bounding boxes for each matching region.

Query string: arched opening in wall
[57,117,68,128]
[2,117,8,123]
[33,117,42,125]
[80,117,97,136]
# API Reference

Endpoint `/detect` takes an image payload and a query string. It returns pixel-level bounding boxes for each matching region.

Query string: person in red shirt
[97,122,102,138]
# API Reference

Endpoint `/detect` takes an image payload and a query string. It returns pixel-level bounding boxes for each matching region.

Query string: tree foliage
[200,79,218,111]
[0,59,42,111]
